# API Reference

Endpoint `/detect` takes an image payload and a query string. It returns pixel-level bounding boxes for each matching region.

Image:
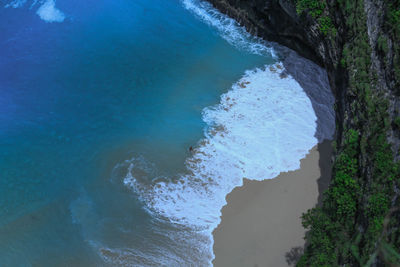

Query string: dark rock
[205,0,400,264]
[205,0,399,155]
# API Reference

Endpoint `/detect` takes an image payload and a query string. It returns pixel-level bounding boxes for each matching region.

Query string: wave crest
[121,65,318,265]
[182,0,275,57]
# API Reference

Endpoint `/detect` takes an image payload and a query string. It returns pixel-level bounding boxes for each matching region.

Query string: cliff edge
[206,0,400,265]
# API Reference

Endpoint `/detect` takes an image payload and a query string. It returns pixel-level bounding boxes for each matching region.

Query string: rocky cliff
[206,0,400,265]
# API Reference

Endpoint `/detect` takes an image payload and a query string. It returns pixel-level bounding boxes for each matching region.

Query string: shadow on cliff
[280,50,335,265]
[281,49,336,144]
[280,48,335,206]
[285,140,333,265]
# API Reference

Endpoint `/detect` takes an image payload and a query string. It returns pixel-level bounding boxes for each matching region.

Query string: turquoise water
[0,0,276,265]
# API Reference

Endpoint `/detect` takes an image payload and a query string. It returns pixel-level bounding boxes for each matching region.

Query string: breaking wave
[182,0,275,57]
[119,65,318,265]
[67,1,333,266]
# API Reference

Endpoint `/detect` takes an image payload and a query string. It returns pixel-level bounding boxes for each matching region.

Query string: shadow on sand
[280,49,335,265]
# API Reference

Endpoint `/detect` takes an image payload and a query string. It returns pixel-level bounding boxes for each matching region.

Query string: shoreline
[212,140,332,266]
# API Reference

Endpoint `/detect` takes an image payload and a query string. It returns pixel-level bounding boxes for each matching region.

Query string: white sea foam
[36,0,65,23]
[5,0,27,8]
[4,0,65,22]
[67,1,329,265]
[123,65,318,265]
[182,0,276,58]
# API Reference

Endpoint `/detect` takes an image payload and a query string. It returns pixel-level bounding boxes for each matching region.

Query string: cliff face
[207,0,400,265]
[206,0,336,65]
[206,0,399,148]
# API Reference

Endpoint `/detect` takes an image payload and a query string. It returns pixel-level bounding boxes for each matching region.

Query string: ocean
[0,0,333,265]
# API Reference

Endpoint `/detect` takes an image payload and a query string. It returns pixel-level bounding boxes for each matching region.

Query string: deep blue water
[0,0,271,265]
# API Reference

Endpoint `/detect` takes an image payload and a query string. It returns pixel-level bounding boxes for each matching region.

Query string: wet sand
[213,141,332,267]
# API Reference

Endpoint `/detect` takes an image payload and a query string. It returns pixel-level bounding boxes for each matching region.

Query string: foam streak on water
[4,0,65,23]
[36,0,65,23]
[112,1,319,265]
[123,65,318,265]
[4,0,27,8]
[64,0,320,265]
[182,0,276,57]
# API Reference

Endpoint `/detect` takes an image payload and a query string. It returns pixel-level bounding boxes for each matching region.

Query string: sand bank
[213,141,332,267]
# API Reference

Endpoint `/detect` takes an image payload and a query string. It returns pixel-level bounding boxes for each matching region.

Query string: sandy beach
[213,140,332,267]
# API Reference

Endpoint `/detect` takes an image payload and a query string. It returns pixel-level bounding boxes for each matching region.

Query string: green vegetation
[386,1,400,95]
[377,35,389,54]
[295,0,400,266]
[293,0,336,36]
[394,117,400,129]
